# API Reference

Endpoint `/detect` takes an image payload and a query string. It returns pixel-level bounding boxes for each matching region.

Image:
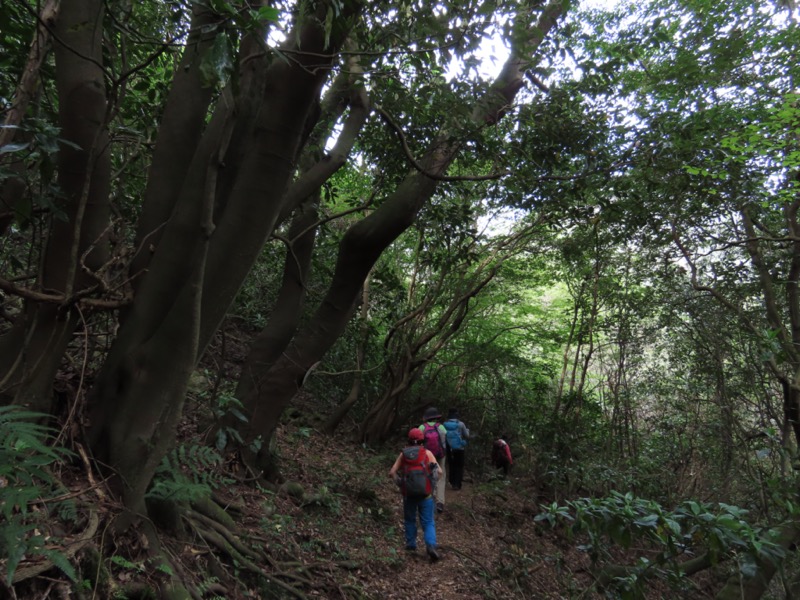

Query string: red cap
[408,428,424,442]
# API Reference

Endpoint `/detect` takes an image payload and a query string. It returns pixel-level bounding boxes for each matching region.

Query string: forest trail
[363,461,589,599]
[264,427,580,600]
[374,480,513,600]
[314,434,582,600]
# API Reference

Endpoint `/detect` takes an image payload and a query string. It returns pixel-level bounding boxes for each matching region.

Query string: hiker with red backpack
[388,428,441,562]
[418,407,447,513]
[491,434,513,476]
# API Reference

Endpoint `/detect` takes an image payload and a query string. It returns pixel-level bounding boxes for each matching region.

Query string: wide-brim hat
[423,407,441,420]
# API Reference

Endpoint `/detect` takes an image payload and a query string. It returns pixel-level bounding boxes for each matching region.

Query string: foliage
[0,406,76,584]
[146,444,232,503]
[207,392,249,452]
[536,491,785,598]
[1,0,800,593]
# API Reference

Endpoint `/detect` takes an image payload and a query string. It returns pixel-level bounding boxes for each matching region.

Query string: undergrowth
[0,406,77,585]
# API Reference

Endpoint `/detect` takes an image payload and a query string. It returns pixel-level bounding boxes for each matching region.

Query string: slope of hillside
[243,423,588,600]
[220,422,718,600]
[5,416,724,599]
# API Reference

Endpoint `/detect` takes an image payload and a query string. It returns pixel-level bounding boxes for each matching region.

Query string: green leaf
[0,142,30,154]
[199,34,233,88]
[633,514,659,528]
[739,556,758,578]
[44,548,78,582]
[255,6,280,22]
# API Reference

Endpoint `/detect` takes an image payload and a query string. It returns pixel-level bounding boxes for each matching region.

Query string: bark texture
[0,0,111,414]
[84,0,366,512]
[235,0,566,471]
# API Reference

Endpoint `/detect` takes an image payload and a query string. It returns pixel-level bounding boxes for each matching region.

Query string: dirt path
[274,427,568,599]
[370,480,512,600]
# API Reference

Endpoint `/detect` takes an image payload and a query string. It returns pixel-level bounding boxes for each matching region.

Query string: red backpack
[422,423,444,459]
[400,446,433,498]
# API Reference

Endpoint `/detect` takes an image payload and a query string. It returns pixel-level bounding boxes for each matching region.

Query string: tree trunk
[128,4,223,287]
[359,356,420,443]
[0,0,111,414]
[714,522,800,600]
[323,275,372,435]
[235,0,566,472]
[234,199,319,405]
[86,1,365,512]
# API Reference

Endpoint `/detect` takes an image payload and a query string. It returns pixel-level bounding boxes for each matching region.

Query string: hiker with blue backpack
[443,408,469,490]
[418,407,447,513]
[388,428,441,562]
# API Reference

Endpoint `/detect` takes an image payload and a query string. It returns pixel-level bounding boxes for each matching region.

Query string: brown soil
[216,423,610,600]
[6,418,723,600]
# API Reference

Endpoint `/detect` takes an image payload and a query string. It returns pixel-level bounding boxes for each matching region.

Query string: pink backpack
[422,423,444,459]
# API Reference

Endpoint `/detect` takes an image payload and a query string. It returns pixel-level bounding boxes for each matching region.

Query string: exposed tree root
[186,508,264,563]
[190,496,236,531]
[440,545,507,595]
[184,512,313,599]
[11,509,99,583]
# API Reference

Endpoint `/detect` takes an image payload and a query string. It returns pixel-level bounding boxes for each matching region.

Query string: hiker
[419,407,447,513]
[388,428,441,562]
[443,408,469,490]
[491,435,513,476]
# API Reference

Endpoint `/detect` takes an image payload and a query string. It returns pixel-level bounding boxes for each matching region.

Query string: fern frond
[42,547,78,582]
[0,406,77,583]
[147,444,232,503]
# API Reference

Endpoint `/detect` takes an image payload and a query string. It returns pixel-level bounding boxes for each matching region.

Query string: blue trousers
[403,495,436,549]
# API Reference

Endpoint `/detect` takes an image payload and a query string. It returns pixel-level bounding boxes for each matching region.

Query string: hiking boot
[426,545,440,562]
[405,546,417,553]
[436,502,444,513]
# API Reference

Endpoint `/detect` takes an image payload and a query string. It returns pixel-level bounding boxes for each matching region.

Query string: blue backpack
[443,419,466,450]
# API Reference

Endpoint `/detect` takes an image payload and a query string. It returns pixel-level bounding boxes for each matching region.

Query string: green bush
[146,444,232,503]
[0,406,77,584]
[535,491,785,599]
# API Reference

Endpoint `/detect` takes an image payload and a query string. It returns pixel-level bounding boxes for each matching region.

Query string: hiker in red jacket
[388,428,441,562]
[491,435,513,476]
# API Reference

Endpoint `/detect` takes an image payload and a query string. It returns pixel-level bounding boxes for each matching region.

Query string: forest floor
[7,409,727,599]
[4,320,724,599]
[197,418,722,600]
[3,316,733,600]
[215,421,594,600]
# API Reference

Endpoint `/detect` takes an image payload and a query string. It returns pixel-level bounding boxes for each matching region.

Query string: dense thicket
[1,0,800,597]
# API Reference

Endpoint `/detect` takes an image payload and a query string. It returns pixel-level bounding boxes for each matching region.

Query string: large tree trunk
[127,4,223,287]
[238,152,450,471]
[234,199,319,405]
[235,0,566,472]
[234,59,370,409]
[85,0,365,513]
[0,0,111,414]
